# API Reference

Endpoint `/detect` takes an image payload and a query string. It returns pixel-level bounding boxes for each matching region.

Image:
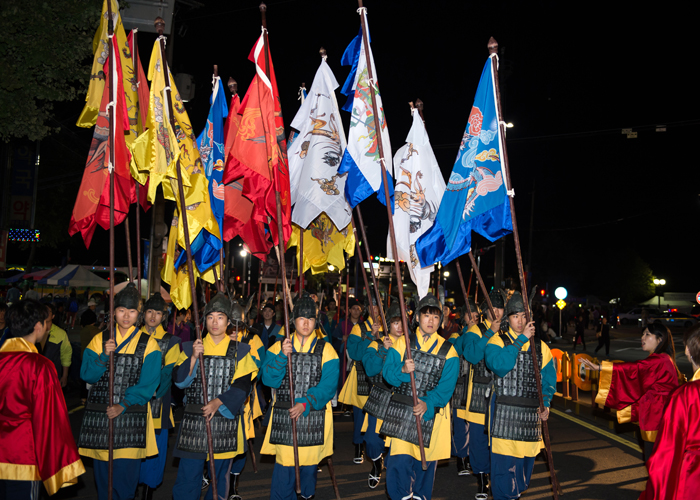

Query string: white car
[618,307,660,325]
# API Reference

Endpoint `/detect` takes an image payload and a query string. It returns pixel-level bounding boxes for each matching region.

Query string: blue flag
[337,11,394,210]
[174,76,227,273]
[416,55,512,266]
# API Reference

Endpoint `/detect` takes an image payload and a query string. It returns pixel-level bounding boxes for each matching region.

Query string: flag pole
[355,0,427,470]
[213,63,225,295]
[488,36,560,498]
[106,2,116,497]
[352,210,387,335]
[154,18,219,499]
[259,3,301,492]
[349,213,384,337]
[299,226,304,292]
[132,28,142,297]
[468,251,494,317]
[124,217,134,282]
[226,78,237,293]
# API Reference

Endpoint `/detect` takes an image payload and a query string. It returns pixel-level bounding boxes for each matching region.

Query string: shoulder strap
[498,331,513,347]
[477,323,488,334]
[225,338,238,358]
[408,331,417,350]
[314,338,326,357]
[436,338,452,359]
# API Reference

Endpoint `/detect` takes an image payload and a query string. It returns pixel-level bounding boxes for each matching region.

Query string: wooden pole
[257,261,264,312]
[154,18,218,499]
[132,28,142,297]
[488,36,560,498]
[106,3,115,496]
[353,209,387,334]
[350,216,381,338]
[259,3,301,492]
[124,216,134,282]
[356,1,426,469]
[468,252,495,318]
[299,226,304,292]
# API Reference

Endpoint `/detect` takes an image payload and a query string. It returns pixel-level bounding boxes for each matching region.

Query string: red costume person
[0,337,85,494]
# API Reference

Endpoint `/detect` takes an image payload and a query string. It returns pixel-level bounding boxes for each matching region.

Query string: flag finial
[259,2,267,13]
[488,37,498,55]
[228,77,238,95]
[154,17,165,35]
[414,99,424,112]
[319,47,327,59]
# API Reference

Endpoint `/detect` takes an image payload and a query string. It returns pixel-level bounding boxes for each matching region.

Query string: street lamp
[653,278,666,309]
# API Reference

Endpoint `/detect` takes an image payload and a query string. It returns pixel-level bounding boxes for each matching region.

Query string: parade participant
[37,303,72,388]
[256,303,281,349]
[583,322,682,462]
[446,298,479,478]
[454,290,506,497]
[260,291,339,500]
[0,300,85,497]
[361,300,403,489]
[440,303,461,340]
[381,293,459,500]
[339,295,383,464]
[331,298,362,389]
[171,293,258,500]
[138,293,181,499]
[640,323,700,499]
[485,291,556,500]
[78,283,162,500]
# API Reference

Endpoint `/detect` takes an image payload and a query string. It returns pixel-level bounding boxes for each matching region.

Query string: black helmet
[293,291,317,320]
[466,298,479,316]
[230,295,255,329]
[203,293,231,319]
[505,291,526,317]
[114,283,140,310]
[143,292,168,325]
[416,293,443,325]
[387,301,402,322]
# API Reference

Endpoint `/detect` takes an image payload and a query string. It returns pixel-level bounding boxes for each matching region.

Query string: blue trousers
[94,458,141,500]
[0,479,40,500]
[353,405,364,445]
[230,452,246,475]
[491,453,535,500]
[468,422,490,474]
[139,428,169,487]
[386,453,437,500]
[173,457,232,500]
[270,463,318,500]
[451,410,469,458]
[364,414,385,460]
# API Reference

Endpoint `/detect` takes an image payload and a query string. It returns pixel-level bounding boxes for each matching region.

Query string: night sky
[19,0,700,300]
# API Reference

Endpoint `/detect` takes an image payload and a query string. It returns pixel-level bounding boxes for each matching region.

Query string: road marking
[69,405,85,414]
[550,407,642,453]
[615,347,640,352]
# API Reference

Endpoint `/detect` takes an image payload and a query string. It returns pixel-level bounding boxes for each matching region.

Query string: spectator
[0,303,8,346]
[25,283,40,301]
[573,313,586,351]
[66,291,79,329]
[5,284,21,305]
[168,308,192,343]
[439,304,460,339]
[38,303,73,388]
[255,303,281,348]
[594,317,611,357]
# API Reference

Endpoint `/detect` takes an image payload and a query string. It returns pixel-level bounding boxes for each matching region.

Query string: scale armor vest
[380,334,452,448]
[176,340,242,455]
[78,333,149,450]
[149,332,173,419]
[363,342,393,421]
[490,332,543,443]
[270,339,326,447]
[467,323,494,415]
[354,322,374,397]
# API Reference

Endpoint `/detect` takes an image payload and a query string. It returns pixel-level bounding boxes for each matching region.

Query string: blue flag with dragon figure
[174,76,227,273]
[416,55,512,266]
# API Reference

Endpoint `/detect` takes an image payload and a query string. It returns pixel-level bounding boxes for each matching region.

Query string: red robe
[640,370,700,500]
[0,338,85,494]
[595,353,680,441]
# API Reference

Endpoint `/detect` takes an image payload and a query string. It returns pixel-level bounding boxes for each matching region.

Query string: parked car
[648,312,698,329]
[618,307,660,325]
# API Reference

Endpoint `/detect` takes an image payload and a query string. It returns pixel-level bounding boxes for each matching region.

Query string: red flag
[223,34,291,247]
[69,46,132,247]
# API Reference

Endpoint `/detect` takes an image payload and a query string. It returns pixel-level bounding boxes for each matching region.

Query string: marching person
[447,298,479,478]
[255,302,281,349]
[78,284,162,500]
[454,290,506,498]
[138,293,181,499]
[583,321,682,462]
[260,292,339,500]
[485,291,556,500]
[338,296,383,464]
[0,300,85,497]
[171,293,259,500]
[361,300,404,489]
[382,293,459,500]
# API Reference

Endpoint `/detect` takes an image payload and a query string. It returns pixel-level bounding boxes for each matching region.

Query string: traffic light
[236,276,241,282]
[540,289,545,297]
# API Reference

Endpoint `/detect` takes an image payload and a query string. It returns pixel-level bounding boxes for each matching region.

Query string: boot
[368,456,383,489]
[141,486,153,500]
[228,473,242,500]
[475,472,489,500]
[354,443,364,464]
[457,456,473,475]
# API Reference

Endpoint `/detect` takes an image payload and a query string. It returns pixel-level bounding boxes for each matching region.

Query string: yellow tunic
[464,319,491,425]
[338,317,381,409]
[141,324,181,429]
[232,330,265,439]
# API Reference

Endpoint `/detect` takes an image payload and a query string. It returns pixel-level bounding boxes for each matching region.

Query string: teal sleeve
[484,334,531,378]
[363,345,387,377]
[347,332,371,361]
[420,354,459,421]
[80,347,108,384]
[382,347,411,386]
[299,358,340,416]
[174,359,198,389]
[255,344,267,369]
[541,356,556,408]
[120,350,161,409]
[261,349,288,389]
[460,330,491,365]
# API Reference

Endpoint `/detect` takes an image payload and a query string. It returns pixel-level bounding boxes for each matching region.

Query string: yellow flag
[287,213,355,274]
[77,0,140,137]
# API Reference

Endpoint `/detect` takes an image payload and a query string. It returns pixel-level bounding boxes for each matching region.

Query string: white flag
[387,110,446,298]
[288,59,351,231]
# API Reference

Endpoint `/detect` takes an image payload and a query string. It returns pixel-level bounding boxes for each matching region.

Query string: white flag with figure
[288,59,351,231]
[387,110,446,298]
